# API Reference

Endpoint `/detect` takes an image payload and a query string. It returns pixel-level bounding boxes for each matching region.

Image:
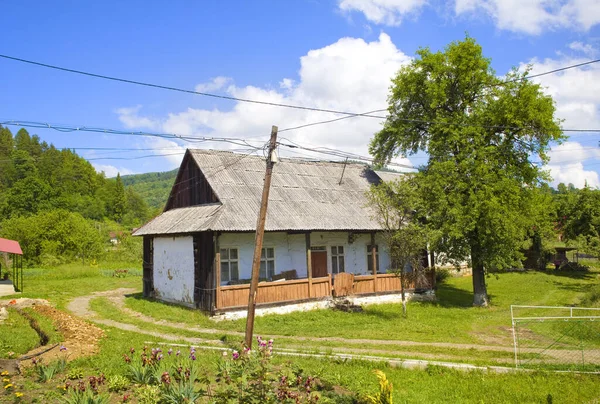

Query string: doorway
[311,248,328,278]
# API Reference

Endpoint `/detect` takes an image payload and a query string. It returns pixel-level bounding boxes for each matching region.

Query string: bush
[107,375,130,392]
[435,268,451,285]
[557,262,589,272]
[135,385,161,404]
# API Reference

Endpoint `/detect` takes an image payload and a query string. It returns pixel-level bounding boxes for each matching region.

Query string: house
[133,149,432,313]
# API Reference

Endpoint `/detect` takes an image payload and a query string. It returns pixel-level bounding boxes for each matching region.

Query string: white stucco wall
[218,231,392,284]
[153,236,195,305]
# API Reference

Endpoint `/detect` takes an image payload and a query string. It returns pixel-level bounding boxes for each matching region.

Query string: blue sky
[1,0,600,187]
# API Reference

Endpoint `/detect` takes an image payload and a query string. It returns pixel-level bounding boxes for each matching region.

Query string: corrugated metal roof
[374,170,404,183]
[0,238,23,255]
[134,150,395,236]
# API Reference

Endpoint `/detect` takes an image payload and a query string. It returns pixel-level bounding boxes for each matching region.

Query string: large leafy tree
[370,38,563,306]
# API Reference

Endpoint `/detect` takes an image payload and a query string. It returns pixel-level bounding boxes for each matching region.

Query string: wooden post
[214,233,221,310]
[371,232,377,293]
[245,126,278,348]
[306,232,312,298]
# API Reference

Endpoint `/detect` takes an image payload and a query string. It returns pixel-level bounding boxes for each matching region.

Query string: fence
[216,271,434,310]
[511,305,600,372]
[217,275,332,310]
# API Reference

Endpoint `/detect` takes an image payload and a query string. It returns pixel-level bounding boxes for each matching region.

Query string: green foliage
[33,356,67,382]
[66,367,84,380]
[121,169,177,210]
[0,308,40,358]
[434,268,451,285]
[1,210,105,266]
[369,37,563,305]
[365,370,393,404]
[135,384,161,404]
[0,126,152,264]
[107,375,130,392]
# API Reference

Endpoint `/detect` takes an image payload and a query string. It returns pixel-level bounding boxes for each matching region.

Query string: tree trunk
[400,270,407,317]
[470,244,489,307]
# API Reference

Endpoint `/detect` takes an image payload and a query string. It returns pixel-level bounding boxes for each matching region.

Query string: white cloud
[521,52,600,130]
[93,164,135,178]
[194,76,232,93]
[116,105,161,130]
[454,0,600,35]
[338,0,427,26]
[569,41,596,57]
[117,33,414,169]
[547,142,600,188]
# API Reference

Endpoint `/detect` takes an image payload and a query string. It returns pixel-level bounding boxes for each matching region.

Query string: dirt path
[67,289,600,365]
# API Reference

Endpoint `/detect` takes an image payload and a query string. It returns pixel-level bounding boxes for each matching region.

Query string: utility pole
[244,125,278,348]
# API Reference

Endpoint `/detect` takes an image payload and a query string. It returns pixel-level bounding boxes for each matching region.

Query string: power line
[2,53,599,123]
[0,54,382,119]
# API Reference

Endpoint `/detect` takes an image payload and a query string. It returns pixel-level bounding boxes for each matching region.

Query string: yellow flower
[2,378,10,382]
[0,371,8,376]
[57,385,66,390]
[15,392,23,397]
[4,383,13,389]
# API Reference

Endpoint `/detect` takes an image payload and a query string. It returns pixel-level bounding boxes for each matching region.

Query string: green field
[1,264,599,403]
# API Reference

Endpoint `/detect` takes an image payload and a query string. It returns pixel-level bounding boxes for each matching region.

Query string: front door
[311,250,328,278]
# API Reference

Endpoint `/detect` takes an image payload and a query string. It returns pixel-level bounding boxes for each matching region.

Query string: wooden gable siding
[165,152,218,211]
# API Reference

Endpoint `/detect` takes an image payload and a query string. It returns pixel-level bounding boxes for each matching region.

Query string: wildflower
[268,339,274,346]
[4,383,13,389]
[189,353,196,361]
[60,345,67,352]
[168,348,173,356]
[3,378,10,382]
[57,384,66,391]
[0,371,8,376]
[157,354,164,361]
[129,347,135,354]
[176,350,181,356]
[161,372,171,385]
[122,393,131,403]
[232,350,239,360]
[14,392,23,397]
[222,351,228,356]
[31,357,41,365]
[123,354,131,364]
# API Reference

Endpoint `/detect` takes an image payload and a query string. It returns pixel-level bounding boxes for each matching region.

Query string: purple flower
[189,353,196,361]
[168,348,173,356]
[176,350,181,357]
[60,345,67,352]
[157,354,164,361]
[232,350,239,360]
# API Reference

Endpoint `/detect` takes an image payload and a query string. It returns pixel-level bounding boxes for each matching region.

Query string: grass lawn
[2,263,599,402]
[3,262,141,310]
[123,269,600,345]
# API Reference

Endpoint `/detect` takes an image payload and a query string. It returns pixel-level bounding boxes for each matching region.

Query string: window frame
[330,245,345,274]
[219,247,239,285]
[259,246,276,280]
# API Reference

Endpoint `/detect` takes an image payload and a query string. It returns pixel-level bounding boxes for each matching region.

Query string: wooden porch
[214,271,434,311]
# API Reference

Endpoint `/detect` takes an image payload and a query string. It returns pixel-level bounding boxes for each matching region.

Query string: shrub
[558,262,589,272]
[365,370,393,404]
[135,385,161,404]
[66,367,84,380]
[435,268,451,285]
[107,375,130,392]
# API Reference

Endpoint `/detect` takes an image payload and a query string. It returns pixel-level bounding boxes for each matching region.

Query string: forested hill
[0,125,152,264]
[121,169,177,210]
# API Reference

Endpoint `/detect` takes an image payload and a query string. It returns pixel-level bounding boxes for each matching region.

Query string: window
[220,248,239,284]
[331,246,345,274]
[260,247,275,280]
[367,245,379,274]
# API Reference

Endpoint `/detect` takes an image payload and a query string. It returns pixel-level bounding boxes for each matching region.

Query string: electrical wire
[2,53,599,122]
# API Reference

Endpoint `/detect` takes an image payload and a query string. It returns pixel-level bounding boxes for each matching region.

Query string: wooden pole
[371,232,378,293]
[214,233,221,310]
[244,126,278,348]
[306,232,312,298]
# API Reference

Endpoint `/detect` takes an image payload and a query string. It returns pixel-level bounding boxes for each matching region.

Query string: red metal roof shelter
[0,237,23,293]
[0,238,23,255]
